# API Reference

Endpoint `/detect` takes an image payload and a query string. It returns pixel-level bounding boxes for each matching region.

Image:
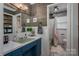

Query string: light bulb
[54,8,58,12]
[54,6,59,12]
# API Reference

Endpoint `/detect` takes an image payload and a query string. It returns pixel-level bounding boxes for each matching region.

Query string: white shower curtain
[53,18,59,46]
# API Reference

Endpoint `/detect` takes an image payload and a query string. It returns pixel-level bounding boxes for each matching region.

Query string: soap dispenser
[38,22,43,34]
[4,35,9,44]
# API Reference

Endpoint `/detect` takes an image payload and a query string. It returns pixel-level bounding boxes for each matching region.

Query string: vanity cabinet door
[24,38,41,56]
[5,48,23,56]
[22,48,33,56]
[22,41,37,56]
[35,38,41,56]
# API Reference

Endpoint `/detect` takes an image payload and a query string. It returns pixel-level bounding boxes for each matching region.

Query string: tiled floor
[50,45,66,56]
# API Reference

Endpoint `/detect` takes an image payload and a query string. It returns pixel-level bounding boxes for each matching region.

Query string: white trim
[66,3,71,55]
[70,3,78,55]
[0,3,4,55]
[47,4,50,56]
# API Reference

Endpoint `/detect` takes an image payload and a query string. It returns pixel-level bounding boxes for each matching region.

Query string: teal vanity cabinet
[5,38,41,56]
[22,40,37,56]
[5,47,23,56]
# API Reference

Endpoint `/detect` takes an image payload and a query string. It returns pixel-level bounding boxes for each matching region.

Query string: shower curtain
[53,18,59,46]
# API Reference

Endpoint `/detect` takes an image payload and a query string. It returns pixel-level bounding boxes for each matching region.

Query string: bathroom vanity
[3,36,41,56]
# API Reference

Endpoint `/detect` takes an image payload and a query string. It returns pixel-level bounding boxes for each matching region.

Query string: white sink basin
[12,38,35,43]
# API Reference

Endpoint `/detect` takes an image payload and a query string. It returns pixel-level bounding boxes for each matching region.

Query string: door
[47,3,71,55]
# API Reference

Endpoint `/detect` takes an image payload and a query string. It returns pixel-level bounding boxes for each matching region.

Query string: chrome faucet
[24,34,27,40]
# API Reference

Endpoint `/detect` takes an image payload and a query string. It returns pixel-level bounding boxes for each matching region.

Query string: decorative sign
[33,18,37,22]
[26,19,30,23]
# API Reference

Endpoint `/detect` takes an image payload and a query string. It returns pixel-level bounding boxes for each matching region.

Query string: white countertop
[2,36,41,55]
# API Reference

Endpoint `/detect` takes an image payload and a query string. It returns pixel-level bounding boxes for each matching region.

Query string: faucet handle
[25,34,27,36]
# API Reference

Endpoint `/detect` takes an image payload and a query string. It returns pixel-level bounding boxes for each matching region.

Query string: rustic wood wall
[25,3,49,26]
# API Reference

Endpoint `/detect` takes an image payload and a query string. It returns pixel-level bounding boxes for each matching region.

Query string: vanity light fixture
[12,3,28,11]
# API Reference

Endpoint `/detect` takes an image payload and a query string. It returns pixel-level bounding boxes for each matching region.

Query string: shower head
[54,6,59,12]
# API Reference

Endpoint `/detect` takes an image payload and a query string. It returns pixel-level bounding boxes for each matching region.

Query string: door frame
[47,3,78,55]
[78,3,79,56]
